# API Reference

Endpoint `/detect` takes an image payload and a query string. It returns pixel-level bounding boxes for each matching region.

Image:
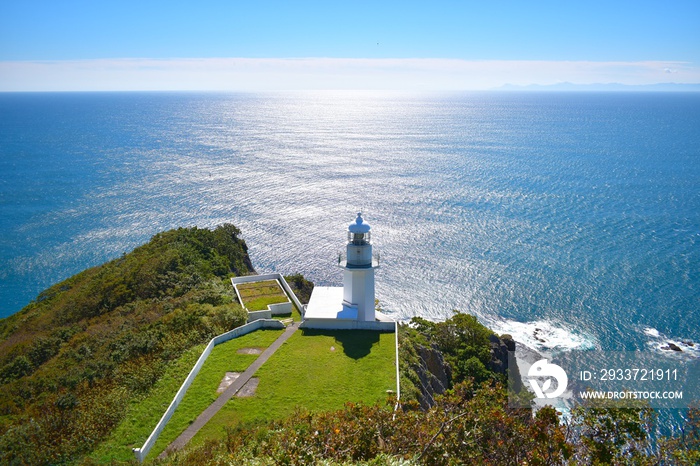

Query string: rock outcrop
[408,333,521,409]
[488,333,522,393]
[661,342,683,352]
[411,343,453,409]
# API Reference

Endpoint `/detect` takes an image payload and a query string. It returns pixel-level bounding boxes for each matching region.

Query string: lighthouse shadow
[302,329,380,359]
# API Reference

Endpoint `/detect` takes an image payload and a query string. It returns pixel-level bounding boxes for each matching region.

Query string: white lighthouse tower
[303,213,391,330]
[340,213,380,321]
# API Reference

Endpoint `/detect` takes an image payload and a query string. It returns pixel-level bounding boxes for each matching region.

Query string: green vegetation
[158,379,700,465]
[90,342,207,462]
[156,320,700,466]
[237,276,309,321]
[396,312,503,406]
[189,330,397,449]
[237,280,289,311]
[246,295,287,312]
[285,303,304,323]
[162,380,552,466]
[148,329,284,460]
[283,274,314,305]
[0,225,256,464]
[407,313,495,386]
[2,223,698,465]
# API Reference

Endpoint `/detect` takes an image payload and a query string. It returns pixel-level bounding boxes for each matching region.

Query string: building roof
[304,286,358,320]
[348,213,371,234]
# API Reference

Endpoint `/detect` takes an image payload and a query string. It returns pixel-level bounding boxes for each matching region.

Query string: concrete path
[159,321,300,458]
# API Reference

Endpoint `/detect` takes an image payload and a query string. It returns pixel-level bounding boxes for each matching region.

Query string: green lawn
[237,280,289,311]
[235,279,304,321]
[147,328,284,460]
[188,329,397,449]
[91,328,396,462]
[245,295,289,311]
[89,329,284,462]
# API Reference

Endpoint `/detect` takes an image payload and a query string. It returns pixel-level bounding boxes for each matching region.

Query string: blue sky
[1,0,698,90]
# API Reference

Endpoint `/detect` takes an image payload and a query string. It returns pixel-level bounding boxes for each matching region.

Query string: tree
[661,404,700,465]
[570,398,657,465]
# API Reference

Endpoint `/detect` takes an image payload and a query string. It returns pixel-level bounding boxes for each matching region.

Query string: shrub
[0,355,33,383]
[0,225,255,463]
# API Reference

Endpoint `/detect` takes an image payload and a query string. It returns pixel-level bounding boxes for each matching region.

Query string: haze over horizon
[1,1,699,91]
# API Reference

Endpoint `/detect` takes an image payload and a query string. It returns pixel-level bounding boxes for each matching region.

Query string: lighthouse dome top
[348,213,371,234]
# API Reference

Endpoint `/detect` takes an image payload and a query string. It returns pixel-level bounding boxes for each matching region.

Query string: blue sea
[1,91,699,358]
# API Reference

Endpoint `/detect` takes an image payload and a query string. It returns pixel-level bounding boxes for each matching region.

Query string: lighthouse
[340,213,380,321]
[303,213,391,330]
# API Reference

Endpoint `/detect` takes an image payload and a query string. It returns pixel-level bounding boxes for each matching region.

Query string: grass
[236,280,284,299]
[187,329,397,449]
[146,328,284,460]
[89,329,283,462]
[236,280,289,311]
[235,279,303,320]
[245,295,288,312]
[89,343,207,462]
[92,328,396,461]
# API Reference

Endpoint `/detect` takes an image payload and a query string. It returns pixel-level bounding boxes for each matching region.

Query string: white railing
[395,321,401,401]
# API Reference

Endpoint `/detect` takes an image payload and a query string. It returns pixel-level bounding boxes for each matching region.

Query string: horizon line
[1,57,699,92]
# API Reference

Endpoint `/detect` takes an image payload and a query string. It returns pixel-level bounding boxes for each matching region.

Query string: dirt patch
[237,347,264,355]
[236,378,260,397]
[217,372,241,394]
[217,373,260,397]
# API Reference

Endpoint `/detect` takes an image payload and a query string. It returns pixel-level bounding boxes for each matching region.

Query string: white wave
[489,317,597,355]
[641,326,699,359]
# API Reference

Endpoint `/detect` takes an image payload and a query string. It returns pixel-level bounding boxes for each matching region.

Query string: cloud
[0,58,698,91]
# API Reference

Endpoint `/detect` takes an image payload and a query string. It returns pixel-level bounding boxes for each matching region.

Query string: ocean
[1,91,698,359]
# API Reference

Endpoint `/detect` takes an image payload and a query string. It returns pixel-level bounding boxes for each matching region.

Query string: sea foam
[642,327,699,360]
[489,317,597,355]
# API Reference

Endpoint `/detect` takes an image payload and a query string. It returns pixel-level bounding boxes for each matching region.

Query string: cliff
[0,225,258,464]
[410,343,453,409]
[488,332,522,392]
[399,314,522,409]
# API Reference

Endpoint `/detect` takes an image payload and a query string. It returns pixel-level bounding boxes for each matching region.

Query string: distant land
[495,82,700,92]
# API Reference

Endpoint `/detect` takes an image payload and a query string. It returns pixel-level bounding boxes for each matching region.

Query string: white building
[302,213,394,331]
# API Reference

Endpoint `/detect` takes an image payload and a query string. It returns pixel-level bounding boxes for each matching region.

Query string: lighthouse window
[350,233,365,245]
[348,231,371,245]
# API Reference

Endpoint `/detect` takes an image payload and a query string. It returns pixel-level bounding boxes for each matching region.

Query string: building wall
[247,309,272,321]
[300,318,394,332]
[343,267,375,321]
[268,302,292,315]
[246,302,293,322]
